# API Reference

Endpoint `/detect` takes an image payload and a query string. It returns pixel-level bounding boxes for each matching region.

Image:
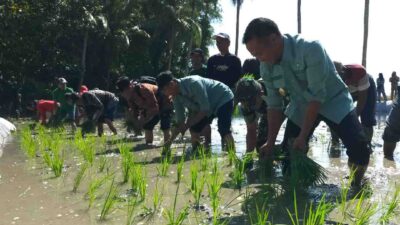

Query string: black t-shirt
[206,53,241,88]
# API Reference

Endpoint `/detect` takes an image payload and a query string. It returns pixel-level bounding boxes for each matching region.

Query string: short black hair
[242,18,281,44]
[65,92,80,102]
[156,71,174,90]
[116,76,131,92]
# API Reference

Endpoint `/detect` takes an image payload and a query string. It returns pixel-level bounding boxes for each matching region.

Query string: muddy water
[1,116,400,225]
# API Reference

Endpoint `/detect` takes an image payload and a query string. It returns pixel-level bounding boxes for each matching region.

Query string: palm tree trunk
[79,31,89,89]
[362,0,370,67]
[234,1,240,56]
[297,0,302,33]
[185,0,196,74]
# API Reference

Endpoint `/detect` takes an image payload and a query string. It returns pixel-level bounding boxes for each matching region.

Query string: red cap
[343,64,366,83]
[80,85,88,94]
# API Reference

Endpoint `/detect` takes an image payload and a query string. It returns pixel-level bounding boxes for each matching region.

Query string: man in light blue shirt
[242,18,370,186]
[156,71,235,152]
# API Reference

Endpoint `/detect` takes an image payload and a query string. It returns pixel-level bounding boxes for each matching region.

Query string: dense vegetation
[0,0,221,113]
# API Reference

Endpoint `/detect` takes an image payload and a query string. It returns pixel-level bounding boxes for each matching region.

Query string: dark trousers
[282,110,370,166]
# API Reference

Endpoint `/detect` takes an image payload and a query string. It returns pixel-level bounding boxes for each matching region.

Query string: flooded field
[1,115,400,225]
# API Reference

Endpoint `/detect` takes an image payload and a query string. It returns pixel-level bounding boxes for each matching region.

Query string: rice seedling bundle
[379,186,400,224]
[87,175,109,208]
[232,154,251,190]
[286,150,327,189]
[129,164,146,202]
[176,154,185,183]
[249,202,271,225]
[158,154,171,177]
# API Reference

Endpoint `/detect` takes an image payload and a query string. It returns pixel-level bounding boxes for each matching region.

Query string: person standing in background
[242,58,260,79]
[189,48,207,77]
[389,71,399,100]
[377,73,387,102]
[206,33,242,89]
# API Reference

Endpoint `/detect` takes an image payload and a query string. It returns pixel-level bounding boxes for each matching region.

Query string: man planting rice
[242,17,371,186]
[65,90,119,136]
[116,76,173,145]
[156,71,235,153]
[234,77,268,153]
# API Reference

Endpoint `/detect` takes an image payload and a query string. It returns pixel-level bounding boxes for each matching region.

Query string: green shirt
[260,34,354,126]
[173,75,233,124]
[52,87,75,111]
[189,65,207,77]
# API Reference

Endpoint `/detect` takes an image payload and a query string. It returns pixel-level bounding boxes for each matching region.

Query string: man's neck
[193,64,202,70]
[219,51,229,56]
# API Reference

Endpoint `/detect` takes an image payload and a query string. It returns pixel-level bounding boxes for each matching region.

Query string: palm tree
[297,0,301,33]
[232,0,244,56]
[362,0,370,67]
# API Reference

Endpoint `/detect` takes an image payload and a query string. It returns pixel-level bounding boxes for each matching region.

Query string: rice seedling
[129,164,146,202]
[126,196,138,225]
[176,154,185,183]
[198,146,210,172]
[20,126,36,158]
[87,175,109,208]
[118,142,134,183]
[379,186,400,224]
[190,162,199,193]
[208,168,223,224]
[157,154,171,177]
[72,163,89,193]
[285,150,327,189]
[351,190,377,225]
[100,178,118,220]
[82,135,96,165]
[145,180,163,215]
[231,154,251,190]
[336,171,356,219]
[163,180,189,225]
[45,132,64,177]
[98,155,108,173]
[227,147,236,166]
[249,201,271,225]
[191,174,206,209]
[287,191,332,225]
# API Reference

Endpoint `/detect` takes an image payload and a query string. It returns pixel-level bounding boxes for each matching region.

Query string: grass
[286,150,327,189]
[100,178,119,220]
[118,142,134,183]
[286,191,332,225]
[20,126,36,158]
[72,163,89,193]
[379,186,400,224]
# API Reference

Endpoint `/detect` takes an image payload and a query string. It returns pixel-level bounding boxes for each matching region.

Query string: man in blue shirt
[242,17,370,186]
[156,71,235,152]
[206,33,242,89]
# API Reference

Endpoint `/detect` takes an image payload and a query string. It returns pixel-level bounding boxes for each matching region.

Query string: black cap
[190,48,204,56]
[116,76,131,92]
[156,71,174,90]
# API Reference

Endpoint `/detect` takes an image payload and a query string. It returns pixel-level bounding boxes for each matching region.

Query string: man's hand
[292,136,307,152]
[259,142,274,160]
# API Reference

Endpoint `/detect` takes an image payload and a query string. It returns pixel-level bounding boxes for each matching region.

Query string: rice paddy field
[1,114,400,225]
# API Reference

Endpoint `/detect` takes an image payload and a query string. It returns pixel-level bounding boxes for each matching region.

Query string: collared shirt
[173,75,234,124]
[52,87,74,111]
[82,90,118,110]
[260,34,354,126]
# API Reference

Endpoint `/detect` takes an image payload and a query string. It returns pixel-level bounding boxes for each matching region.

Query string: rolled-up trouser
[282,110,371,166]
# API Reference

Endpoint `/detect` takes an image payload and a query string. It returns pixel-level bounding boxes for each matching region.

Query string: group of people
[33,17,400,188]
[376,71,399,102]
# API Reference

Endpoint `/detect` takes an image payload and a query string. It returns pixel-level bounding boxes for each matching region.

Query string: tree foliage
[0,0,221,112]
